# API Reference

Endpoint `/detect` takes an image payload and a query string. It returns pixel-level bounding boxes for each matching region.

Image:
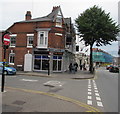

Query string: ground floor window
[34,55,62,71]
[9,53,15,65]
[53,56,62,71]
[34,55,49,71]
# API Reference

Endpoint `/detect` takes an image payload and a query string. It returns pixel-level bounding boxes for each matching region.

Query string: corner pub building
[4,6,76,73]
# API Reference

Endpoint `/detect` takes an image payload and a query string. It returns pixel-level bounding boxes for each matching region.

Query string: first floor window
[10,35,16,47]
[37,31,48,48]
[9,53,15,65]
[27,34,34,47]
[40,32,44,45]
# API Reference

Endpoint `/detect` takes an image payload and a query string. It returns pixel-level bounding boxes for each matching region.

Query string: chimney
[52,6,60,12]
[25,11,32,20]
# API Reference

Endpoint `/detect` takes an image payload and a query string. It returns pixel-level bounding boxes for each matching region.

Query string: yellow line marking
[5,86,101,112]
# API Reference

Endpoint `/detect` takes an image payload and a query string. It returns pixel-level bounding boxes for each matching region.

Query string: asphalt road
[2,67,119,112]
[95,67,118,112]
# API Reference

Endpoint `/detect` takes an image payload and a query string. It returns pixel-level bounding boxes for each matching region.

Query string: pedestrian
[80,64,82,70]
[69,63,73,73]
[74,62,78,72]
[83,63,86,70]
[72,65,76,74]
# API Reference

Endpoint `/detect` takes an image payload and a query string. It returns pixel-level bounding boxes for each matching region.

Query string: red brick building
[4,6,76,72]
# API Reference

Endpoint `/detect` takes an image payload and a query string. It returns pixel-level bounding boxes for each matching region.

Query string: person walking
[74,62,78,72]
[80,64,83,70]
[69,63,73,73]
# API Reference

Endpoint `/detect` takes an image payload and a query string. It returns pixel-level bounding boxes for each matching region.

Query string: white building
[75,35,90,69]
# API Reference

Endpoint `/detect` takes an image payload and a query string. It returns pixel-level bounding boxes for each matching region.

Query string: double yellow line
[6,86,102,113]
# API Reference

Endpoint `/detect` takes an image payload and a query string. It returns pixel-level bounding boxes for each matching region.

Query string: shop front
[33,48,64,72]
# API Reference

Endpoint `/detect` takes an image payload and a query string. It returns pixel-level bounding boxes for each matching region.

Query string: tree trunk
[89,45,93,73]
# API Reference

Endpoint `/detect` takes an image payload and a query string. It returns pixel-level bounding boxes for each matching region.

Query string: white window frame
[56,11,62,28]
[37,31,48,48]
[9,51,15,65]
[10,34,17,47]
[27,34,34,48]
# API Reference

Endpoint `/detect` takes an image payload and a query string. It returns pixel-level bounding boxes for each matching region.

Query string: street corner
[2,87,101,112]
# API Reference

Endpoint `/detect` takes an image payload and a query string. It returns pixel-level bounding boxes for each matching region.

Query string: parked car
[0,62,16,75]
[109,66,119,73]
[106,65,113,70]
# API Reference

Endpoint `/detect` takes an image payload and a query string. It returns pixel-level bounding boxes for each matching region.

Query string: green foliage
[75,5,120,47]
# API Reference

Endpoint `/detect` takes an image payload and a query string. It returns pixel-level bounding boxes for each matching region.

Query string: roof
[17,6,62,23]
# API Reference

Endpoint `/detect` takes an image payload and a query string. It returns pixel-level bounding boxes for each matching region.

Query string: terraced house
[4,6,76,72]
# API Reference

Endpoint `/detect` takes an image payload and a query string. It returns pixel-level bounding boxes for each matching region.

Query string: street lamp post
[1,31,11,92]
[48,55,50,75]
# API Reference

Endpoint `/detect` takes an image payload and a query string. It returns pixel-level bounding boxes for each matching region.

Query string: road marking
[95,93,100,96]
[88,96,92,99]
[88,92,92,95]
[87,100,92,105]
[88,85,91,87]
[21,79,38,82]
[95,90,98,93]
[88,79,91,84]
[43,80,65,87]
[87,80,104,109]
[6,86,101,112]
[88,89,91,91]
[96,97,101,101]
[97,101,103,107]
[88,86,91,89]
[94,87,98,90]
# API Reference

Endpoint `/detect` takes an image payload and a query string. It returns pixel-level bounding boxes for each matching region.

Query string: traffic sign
[3,34,10,46]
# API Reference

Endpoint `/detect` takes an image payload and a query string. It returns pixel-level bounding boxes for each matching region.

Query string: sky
[0,0,119,57]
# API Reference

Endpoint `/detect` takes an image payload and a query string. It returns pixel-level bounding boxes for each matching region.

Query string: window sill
[9,63,14,65]
[9,46,15,48]
[27,46,33,48]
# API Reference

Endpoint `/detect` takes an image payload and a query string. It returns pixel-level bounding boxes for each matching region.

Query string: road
[95,67,118,112]
[2,67,119,112]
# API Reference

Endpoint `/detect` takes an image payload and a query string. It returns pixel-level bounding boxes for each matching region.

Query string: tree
[75,5,120,73]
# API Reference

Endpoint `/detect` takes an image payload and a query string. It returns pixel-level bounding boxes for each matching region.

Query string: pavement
[2,70,99,113]
[16,69,95,80]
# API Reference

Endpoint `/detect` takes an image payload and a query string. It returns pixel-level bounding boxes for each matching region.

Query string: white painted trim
[55,33,62,36]
[10,34,17,36]
[27,46,33,48]
[27,34,34,36]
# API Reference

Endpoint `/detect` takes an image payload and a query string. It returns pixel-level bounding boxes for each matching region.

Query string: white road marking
[95,93,100,96]
[95,90,98,93]
[92,80,95,83]
[94,87,98,90]
[88,89,91,91]
[87,80,104,108]
[43,80,65,87]
[88,84,91,87]
[97,101,103,107]
[96,97,101,101]
[21,79,38,82]
[88,86,91,89]
[88,92,92,95]
[87,100,92,105]
[88,96,92,99]
[88,79,91,84]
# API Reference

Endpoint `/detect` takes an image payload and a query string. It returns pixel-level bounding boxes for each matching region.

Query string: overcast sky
[0,0,119,57]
